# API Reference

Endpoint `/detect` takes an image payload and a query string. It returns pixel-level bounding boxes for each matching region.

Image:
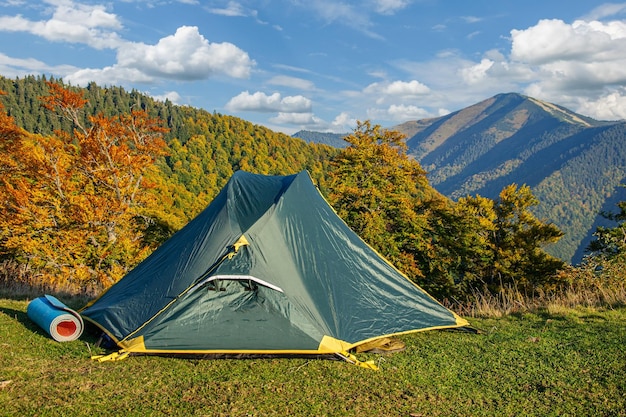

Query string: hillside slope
[0,74,337,223]
[393,93,626,262]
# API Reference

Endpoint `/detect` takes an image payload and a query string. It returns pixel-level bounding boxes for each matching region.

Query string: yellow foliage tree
[0,83,168,291]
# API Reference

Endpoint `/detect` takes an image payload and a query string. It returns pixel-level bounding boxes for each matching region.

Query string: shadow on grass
[0,305,43,334]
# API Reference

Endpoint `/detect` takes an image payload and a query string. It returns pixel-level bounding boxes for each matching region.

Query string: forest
[1,75,624,302]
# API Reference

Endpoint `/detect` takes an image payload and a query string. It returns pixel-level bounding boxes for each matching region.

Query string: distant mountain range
[298,93,626,263]
[292,130,348,148]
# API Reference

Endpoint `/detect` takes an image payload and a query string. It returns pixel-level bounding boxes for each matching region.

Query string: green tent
[81,171,467,362]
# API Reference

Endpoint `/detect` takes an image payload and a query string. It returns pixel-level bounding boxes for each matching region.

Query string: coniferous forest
[1,75,625,302]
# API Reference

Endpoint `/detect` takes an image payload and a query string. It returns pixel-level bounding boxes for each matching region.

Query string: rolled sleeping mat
[27,295,84,342]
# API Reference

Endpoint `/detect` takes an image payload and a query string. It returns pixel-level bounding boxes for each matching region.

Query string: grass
[1,297,625,417]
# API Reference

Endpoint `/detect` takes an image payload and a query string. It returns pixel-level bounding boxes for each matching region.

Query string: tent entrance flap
[189,274,284,294]
[189,235,250,290]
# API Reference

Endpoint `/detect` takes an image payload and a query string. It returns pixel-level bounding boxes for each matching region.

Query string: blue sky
[1,1,626,134]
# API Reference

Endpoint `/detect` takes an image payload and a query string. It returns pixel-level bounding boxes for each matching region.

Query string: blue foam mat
[27,295,84,342]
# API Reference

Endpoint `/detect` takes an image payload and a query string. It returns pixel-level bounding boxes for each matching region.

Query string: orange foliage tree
[0,83,168,291]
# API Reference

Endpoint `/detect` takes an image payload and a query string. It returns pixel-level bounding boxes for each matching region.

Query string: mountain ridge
[292,93,626,263]
[291,130,348,148]
[393,93,625,263]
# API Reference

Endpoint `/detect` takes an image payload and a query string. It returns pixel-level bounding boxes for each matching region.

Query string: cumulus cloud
[387,104,431,120]
[0,1,254,86]
[575,89,626,120]
[368,104,432,121]
[363,80,430,100]
[225,91,312,113]
[270,112,321,124]
[117,26,254,80]
[332,112,356,128]
[269,110,355,133]
[511,19,626,64]
[459,58,495,85]
[0,0,123,49]
[151,91,183,104]
[507,18,626,119]
[65,66,153,86]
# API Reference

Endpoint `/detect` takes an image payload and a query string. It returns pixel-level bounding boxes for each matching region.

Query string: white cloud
[388,104,431,120]
[511,19,626,64]
[269,110,354,133]
[0,51,78,77]
[225,91,312,113]
[368,104,432,121]
[461,16,483,24]
[575,89,626,120]
[372,0,412,15]
[0,0,28,6]
[270,112,321,124]
[364,80,430,99]
[268,75,315,90]
[65,66,153,86]
[151,91,183,104]
[0,2,254,86]
[507,18,626,120]
[296,1,383,39]
[332,112,356,128]
[460,58,495,85]
[385,11,626,122]
[116,26,254,80]
[0,0,124,49]
[583,3,626,20]
[205,0,270,25]
[207,1,247,17]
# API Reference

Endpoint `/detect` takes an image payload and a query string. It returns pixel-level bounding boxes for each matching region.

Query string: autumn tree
[324,121,465,298]
[451,195,497,287]
[0,82,169,291]
[324,121,566,298]
[0,91,25,177]
[457,185,565,293]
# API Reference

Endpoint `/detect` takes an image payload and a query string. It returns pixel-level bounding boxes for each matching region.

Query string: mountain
[393,93,626,263]
[3,75,623,264]
[292,130,348,148]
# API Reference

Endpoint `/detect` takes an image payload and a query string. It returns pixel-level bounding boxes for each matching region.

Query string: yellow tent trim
[233,235,249,252]
[119,335,146,351]
[317,335,353,353]
[89,322,470,362]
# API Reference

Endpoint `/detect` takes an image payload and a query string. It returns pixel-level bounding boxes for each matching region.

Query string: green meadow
[1,298,624,417]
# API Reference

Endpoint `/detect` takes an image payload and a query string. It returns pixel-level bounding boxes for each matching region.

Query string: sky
[1,1,626,135]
